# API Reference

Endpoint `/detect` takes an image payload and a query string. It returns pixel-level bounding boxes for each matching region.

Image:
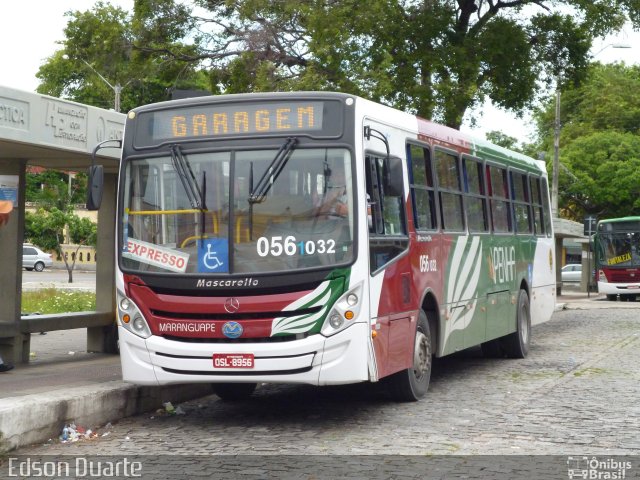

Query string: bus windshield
[597,226,640,268]
[120,147,354,275]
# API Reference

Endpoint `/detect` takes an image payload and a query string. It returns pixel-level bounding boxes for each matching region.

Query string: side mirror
[86,139,122,211]
[384,157,404,197]
[86,165,104,211]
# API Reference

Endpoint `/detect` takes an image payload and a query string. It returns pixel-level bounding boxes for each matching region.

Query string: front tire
[500,289,530,358]
[387,311,432,402]
[212,382,257,401]
[34,262,45,272]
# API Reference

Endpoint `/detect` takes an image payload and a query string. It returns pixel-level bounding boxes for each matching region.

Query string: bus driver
[314,169,348,218]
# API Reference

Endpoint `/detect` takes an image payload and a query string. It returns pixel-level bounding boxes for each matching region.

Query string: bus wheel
[606,294,617,301]
[387,311,432,402]
[212,383,257,401]
[500,289,530,359]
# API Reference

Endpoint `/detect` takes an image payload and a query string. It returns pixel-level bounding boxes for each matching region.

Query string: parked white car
[561,263,582,282]
[22,244,53,272]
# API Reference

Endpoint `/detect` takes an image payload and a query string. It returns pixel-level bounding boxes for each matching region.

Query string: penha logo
[222,321,243,339]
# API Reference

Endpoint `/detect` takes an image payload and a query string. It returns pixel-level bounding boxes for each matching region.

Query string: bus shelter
[0,86,124,364]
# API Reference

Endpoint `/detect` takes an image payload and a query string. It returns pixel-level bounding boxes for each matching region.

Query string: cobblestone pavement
[11,307,640,460]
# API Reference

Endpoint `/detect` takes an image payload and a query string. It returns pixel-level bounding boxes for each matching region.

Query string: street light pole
[77,58,122,112]
[552,84,561,217]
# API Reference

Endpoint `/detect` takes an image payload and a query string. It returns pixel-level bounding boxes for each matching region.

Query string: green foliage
[26,170,87,207]
[25,208,97,251]
[534,63,640,219]
[35,1,640,127]
[36,1,206,111]
[485,131,522,152]
[22,288,96,314]
[558,131,640,218]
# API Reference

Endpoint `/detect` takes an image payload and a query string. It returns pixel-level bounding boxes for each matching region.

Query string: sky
[1,1,639,144]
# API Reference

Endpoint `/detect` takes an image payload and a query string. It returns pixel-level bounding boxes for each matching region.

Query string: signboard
[583,216,597,236]
[0,175,19,206]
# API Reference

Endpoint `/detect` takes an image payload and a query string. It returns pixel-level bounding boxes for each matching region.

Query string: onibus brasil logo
[567,456,632,479]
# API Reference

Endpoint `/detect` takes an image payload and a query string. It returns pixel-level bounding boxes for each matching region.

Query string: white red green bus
[594,216,640,301]
[90,92,556,401]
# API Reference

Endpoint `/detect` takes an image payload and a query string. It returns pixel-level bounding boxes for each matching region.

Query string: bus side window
[366,154,408,272]
[487,164,512,233]
[511,171,532,234]
[462,156,489,233]
[529,176,544,236]
[407,143,437,230]
[434,150,464,232]
[541,178,552,237]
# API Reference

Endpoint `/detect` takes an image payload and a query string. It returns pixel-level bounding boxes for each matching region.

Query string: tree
[37,2,640,128]
[534,63,640,219]
[558,132,640,219]
[131,0,639,128]
[36,1,207,111]
[485,131,521,152]
[25,208,97,283]
[26,170,87,208]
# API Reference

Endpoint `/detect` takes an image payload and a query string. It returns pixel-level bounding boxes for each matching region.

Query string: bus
[594,216,640,301]
[89,92,556,401]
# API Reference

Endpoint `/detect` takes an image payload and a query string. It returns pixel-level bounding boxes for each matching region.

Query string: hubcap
[520,299,530,344]
[413,331,430,379]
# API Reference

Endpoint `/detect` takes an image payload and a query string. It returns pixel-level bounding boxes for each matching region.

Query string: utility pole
[551,86,560,218]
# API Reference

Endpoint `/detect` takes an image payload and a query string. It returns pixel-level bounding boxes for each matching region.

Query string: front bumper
[119,322,370,386]
[598,282,640,295]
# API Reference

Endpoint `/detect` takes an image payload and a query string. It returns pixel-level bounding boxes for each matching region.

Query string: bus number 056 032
[256,236,335,257]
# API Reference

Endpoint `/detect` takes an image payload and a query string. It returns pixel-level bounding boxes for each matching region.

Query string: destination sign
[148,101,324,141]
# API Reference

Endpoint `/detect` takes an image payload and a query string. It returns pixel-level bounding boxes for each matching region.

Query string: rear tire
[500,289,531,359]
[387,311,432,402]
[34,262,45,272]
[212,383,257,401]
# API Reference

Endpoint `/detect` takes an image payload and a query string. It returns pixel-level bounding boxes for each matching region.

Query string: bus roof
[597,216,640,225]
[131,91,545,174]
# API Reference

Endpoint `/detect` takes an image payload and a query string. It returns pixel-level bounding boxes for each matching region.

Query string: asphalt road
[22,268,96,291]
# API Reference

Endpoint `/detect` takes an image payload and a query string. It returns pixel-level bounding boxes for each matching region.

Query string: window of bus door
[366,154,408,272]
[121,148,355,274]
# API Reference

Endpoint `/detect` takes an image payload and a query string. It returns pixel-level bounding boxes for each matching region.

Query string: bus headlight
[321,283,363,336]
[117,291,151,339]
[598,270,607,283]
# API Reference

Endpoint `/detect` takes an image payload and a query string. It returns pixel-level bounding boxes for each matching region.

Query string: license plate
[213,353,254,369]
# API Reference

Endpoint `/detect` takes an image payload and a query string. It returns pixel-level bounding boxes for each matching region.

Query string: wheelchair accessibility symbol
[198,238,228,273]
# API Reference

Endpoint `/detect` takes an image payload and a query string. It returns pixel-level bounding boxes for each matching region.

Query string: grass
[22,288,96,314]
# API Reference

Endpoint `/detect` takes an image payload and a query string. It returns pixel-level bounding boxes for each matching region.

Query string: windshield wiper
[170,144,206,211]
[248,137,298,204]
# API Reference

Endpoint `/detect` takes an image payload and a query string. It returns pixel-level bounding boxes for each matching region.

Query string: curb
[0,382,211,454]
